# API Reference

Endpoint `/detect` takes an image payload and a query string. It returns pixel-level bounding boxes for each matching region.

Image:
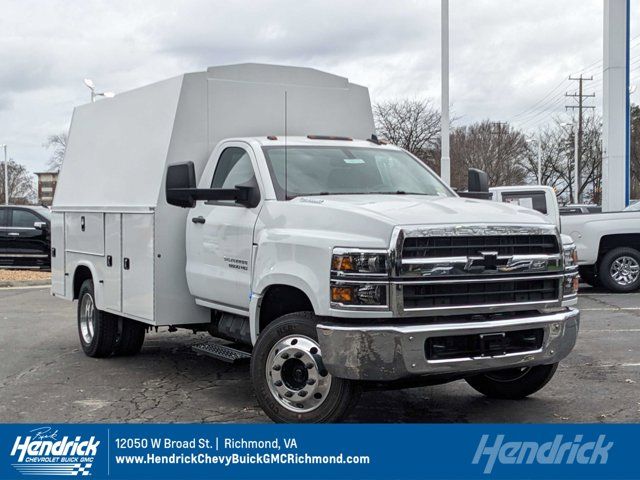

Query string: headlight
[331,249,388,275]
[330,283,387,307]
[563,244,578,270]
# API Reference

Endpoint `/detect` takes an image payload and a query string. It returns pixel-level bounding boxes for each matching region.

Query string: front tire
[465,363,558,399]
[77,279,118,358]
[251,312,359,423]
[598,247,640,292]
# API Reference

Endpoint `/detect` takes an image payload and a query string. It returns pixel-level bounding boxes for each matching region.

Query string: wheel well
[259,285,314,332]
[73,266,93,299]
[598,234,640,260]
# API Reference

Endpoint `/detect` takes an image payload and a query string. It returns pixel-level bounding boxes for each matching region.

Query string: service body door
[50,212,65,295]
[102,213,122,311]
[187,144,262,311]
[122,213,154,320]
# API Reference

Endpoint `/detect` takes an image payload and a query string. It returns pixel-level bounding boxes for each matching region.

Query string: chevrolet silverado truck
[51,64,579,422]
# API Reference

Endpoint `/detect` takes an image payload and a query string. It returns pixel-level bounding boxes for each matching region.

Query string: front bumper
[316,308,579,381]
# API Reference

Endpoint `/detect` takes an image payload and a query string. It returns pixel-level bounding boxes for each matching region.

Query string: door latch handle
[123,258,130,270]
[8,232,19,237]
[106,255,112,267]
[192,216,206,224]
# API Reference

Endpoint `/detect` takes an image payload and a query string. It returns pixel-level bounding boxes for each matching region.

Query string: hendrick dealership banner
[0,423,635,479]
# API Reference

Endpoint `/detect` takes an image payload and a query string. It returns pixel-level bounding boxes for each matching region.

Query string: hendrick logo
[473,434,613,474]
[9,427,100,477]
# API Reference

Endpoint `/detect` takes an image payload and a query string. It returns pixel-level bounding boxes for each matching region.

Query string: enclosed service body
[51,64,374,326]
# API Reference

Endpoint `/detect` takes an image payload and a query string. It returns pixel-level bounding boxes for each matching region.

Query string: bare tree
[0,159,36,204]
[44,132,68,170]
[373,99,441,168]
[631,104,640,200]
[447,120,528,190]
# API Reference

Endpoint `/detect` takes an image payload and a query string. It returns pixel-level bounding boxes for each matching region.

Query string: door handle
[192,216,206,224]
[8,232,19,237]
[123,258,130,270]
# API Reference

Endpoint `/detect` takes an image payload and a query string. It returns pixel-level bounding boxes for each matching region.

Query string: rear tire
[77,279,118,358]
[465,363,558,399]
[113,317,146,356]
[251,312,360,423]
[598,247,640,293]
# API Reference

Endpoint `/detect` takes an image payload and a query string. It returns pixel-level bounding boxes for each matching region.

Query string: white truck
[490,185,640,293]
[52,64,579,423]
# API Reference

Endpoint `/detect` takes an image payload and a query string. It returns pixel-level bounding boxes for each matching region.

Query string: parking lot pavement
[0,286,638,423]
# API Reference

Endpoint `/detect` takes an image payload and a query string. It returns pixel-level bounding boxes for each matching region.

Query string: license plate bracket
[479,332,507,356]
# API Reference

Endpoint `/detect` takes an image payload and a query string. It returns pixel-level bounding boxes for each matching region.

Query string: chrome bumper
[316,308,579,381]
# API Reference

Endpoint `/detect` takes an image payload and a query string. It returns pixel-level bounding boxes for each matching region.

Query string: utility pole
[565,75,595,203]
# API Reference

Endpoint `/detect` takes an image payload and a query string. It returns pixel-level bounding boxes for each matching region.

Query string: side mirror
[34,221,48,231]
[165,162,260,208]
[166,162,197,208]
[468,168,489,193]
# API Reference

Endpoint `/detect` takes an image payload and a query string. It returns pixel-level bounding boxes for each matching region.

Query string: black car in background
[0,205,51,269]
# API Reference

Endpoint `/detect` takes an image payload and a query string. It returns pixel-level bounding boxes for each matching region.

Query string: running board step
[192,342,251,363]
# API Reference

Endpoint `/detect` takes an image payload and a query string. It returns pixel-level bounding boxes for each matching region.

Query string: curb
[0,280,50,288]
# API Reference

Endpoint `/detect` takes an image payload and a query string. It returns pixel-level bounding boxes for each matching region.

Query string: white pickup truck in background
[51,64,579,423]
[490,185,640,292]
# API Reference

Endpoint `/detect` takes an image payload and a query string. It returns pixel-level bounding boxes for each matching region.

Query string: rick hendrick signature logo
[10,426,100,476]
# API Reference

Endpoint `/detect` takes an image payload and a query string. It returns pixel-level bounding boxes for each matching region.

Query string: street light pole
[2,145,7,205]
[440,0,451,185]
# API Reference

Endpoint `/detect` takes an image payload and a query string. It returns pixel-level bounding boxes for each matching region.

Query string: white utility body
[53,64,579,423]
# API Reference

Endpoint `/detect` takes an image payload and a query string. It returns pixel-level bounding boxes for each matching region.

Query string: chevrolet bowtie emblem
[475,251,499,270]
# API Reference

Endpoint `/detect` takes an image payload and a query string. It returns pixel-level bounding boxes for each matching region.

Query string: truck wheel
[599,247,640,292]
[578,266,598,287]
[251,312,360,423]
[465,363,558,399]
[113,318,146,356]
[77,279,118,358]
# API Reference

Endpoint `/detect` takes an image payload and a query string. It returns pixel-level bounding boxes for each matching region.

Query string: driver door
[187,144,262,312]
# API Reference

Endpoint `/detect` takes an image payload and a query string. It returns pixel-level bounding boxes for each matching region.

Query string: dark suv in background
[0,205,51,269]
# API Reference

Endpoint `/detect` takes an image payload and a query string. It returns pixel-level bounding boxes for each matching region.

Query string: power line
[565,75,595,202]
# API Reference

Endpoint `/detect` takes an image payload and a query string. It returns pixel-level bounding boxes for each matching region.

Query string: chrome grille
[390,224,563,317]
[402,235,559,258]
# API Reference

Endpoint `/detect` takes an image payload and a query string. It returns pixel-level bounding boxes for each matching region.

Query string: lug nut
[284,391,293,398]
[307,378,316,385]
[281,353,290,359]
[274,380,283,387]
[294,352,303,358]
[306,362,314,369]
[273,364,281,371]
[298,391,307,397]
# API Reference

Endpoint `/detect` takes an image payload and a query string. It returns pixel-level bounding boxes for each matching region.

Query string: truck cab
[52,64,580,423]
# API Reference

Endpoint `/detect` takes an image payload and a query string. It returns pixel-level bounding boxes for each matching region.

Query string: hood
[293,194,550,227]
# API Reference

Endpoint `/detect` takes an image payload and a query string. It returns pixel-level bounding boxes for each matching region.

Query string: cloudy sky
[0,0,638,173]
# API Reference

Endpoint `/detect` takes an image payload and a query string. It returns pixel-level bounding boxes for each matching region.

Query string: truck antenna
[284,90,288,200]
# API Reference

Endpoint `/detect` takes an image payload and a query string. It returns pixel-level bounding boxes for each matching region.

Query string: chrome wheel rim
[79,293,96,344]
[485,367,530,382]
[266,335,332,413]
[610,256,640,286]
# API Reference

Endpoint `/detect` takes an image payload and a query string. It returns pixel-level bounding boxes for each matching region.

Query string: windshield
[262,146,453,199]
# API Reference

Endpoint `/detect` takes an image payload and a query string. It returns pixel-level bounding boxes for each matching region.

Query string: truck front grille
[403,278,559,309]
[402,235,559,258]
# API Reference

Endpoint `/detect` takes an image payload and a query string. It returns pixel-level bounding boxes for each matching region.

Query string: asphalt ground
[0,285,638,423]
